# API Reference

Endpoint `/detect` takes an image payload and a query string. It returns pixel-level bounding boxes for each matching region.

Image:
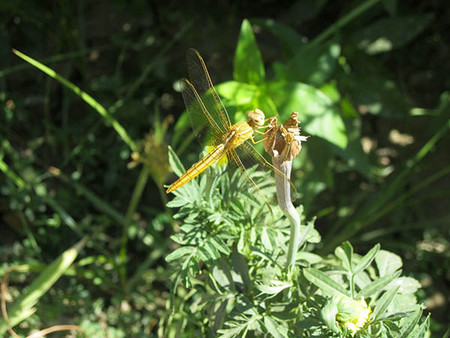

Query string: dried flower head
[129,115,172,186]
[263,112,307,161]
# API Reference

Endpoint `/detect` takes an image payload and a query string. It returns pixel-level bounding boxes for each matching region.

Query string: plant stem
[273,158,301,271]
[120,165,150,292]
[309,0,381,48]
[157,184,173,219]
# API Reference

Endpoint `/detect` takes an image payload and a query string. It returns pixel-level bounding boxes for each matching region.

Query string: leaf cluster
[163,150,427,337]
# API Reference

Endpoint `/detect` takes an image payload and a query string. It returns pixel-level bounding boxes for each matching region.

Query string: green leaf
[406,314,430,338]
[353,244,380,275]
[215,81,258,106]
[304,268,350,297]
[234,19,265,84]
[214,299,231,332]
[341,71,409,117]
[286,39,341,86]
[269,302,298,321]
[283,0,329,24]
[350,14,434,54]
[382,0,397,16]
[387,277,421,294]
[399,307,423,338]
[303,138,333,195]
[340,97,359,118]
[0,238,87,334]
[212,257,235,290]
[210,237,231,255]
[256,280,292,295]
[359,270,401,298]
[261,227,273,252]
[166,188,195,208]
[354,270,372,290]
[218,324,246,338]
[331,116,372,179]
[203,241,220,261]
[298,216,321,246]
[263,316,286,338]
[231,249,251,292]
[335,241,353,272]
[166,246,194,262]
[167,145,186,178]
[253,92,279,117]
[385,293,420,317]
[351,13,434,54]
[375,250,402,277]
[319,82,340,104]
[321,296,341,334]
[266,81,348,148]
[252,18,306,57]
[297,252,323,265]
[371,286,400,321]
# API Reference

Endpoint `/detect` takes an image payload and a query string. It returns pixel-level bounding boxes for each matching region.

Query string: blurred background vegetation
[0,0,449,336]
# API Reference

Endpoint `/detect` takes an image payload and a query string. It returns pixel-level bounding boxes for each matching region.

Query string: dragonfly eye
[247,109,265,126]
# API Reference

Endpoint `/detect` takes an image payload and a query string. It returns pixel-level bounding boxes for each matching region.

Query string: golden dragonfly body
[166,109,265,193]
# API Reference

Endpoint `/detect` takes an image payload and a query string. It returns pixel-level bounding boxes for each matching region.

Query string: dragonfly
[166,49,283,204]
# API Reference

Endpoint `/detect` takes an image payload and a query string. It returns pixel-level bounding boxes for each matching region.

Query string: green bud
[322,295,371,336]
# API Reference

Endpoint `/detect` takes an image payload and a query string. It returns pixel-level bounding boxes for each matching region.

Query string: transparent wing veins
[186,48,232,129]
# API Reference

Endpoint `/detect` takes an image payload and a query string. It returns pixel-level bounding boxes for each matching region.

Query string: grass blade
[12,49,137,152]
[0,238,87,334]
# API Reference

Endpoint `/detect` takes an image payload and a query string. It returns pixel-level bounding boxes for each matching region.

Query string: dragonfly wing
[184,49,232,145]
[181,78,223,147]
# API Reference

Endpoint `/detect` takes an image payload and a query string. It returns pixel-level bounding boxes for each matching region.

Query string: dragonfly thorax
[223,121,254,148]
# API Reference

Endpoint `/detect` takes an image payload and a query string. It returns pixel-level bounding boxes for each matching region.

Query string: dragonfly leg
[251,136,265,144]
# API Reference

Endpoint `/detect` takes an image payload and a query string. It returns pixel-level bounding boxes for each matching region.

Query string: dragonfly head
[247,109,265,127]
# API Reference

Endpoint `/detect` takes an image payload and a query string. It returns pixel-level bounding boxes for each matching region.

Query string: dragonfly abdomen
[166,143,227,193]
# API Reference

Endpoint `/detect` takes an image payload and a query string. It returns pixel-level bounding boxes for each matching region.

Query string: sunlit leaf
[371,286,400,321]
[353,244,380,275]
[359,270,401,298]
[335,241,353,272]
[399,307,423,338]
[234,19,265,84]
[256,280,292,295]
[0,238,86,334]
[386,277,422,294]
[216,81,258,106]
[304,268,350,297]
[375,250,402,277]
[167,145,186,177]
[166,246,194,262]
[266,81,347,148]
[263,316,287,338]
[405,314,430,338]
